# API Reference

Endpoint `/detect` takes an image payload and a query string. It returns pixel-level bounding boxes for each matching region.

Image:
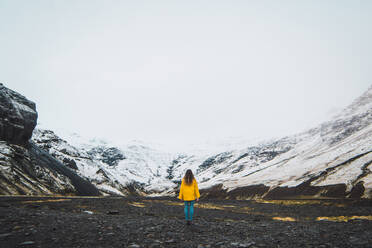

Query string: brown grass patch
[21,199,71,204]
[273,217,297,222]
[316,216,372,222]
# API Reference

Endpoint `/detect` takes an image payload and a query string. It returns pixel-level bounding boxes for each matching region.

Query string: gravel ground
[0,196,372,248]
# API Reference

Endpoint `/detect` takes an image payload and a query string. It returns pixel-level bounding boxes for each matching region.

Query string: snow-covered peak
[30,85,372,198]
[334,85,372,120]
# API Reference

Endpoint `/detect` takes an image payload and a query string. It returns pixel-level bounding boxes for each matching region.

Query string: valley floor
[0,196,372,248]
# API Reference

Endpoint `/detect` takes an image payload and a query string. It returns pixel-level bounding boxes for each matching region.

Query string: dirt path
[0,196,371,247]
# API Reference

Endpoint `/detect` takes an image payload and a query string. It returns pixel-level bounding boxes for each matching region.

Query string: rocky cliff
[0,83,100,196]
[0,83,37,145]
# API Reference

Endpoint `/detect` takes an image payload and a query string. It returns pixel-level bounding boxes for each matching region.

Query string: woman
[178,169,200,225]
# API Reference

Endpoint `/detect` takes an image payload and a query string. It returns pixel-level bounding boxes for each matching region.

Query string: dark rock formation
[197,152,233,173]
[349,181,365,199]
[62,157,78,170]
[28,143,100,196]
[0,83,100,196]
[0,83,38,145]
[87,146,125,166]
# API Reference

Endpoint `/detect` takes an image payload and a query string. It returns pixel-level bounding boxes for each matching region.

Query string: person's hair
[184,169,194,185]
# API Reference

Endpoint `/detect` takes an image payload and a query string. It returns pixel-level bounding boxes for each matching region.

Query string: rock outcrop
[0,83,38,145]
[0,83,100,196]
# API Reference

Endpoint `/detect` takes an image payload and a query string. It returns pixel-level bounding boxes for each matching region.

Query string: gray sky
[1,0,371,149]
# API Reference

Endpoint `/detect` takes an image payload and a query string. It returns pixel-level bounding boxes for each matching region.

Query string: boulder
[0,83,38,145]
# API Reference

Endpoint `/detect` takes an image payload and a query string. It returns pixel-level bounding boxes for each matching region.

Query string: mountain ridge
[1,83,371,199]
[30,85,372,199]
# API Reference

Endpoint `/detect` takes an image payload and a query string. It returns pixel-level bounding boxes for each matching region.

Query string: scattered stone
[146,233,155,238]
[19,241,35,245]
[233,242,256,247]
[231,242,255,248]
[149,244,161,248]
[29,205,40,209]
[0,233,12,239]
[256,244,266,247]
[349,236,368,245]
[107,210,119,215]
[128,244,140,248]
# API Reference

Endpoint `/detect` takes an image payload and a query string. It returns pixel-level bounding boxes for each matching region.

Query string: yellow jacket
[178,178,200,201]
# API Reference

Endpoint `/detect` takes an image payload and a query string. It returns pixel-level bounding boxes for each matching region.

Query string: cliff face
[0,83,37,145]
[0,83,100,196]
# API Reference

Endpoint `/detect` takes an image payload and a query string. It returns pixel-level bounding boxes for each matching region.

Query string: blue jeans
[184,201,195,221]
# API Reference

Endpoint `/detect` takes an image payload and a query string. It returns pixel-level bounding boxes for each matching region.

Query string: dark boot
[187,220,191,225]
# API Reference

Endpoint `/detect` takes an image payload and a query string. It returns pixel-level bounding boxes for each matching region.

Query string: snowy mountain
[191,85,372,199]
[32,129,176,195]
[1,83,371,198]
[29,85,372,199]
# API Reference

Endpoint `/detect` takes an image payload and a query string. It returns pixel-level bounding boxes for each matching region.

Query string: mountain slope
[32,129,176,195]
[30,85,372,199]
[188,86,372,198]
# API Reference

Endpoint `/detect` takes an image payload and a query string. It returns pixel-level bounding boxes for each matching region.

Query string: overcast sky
[1,0,371,150]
